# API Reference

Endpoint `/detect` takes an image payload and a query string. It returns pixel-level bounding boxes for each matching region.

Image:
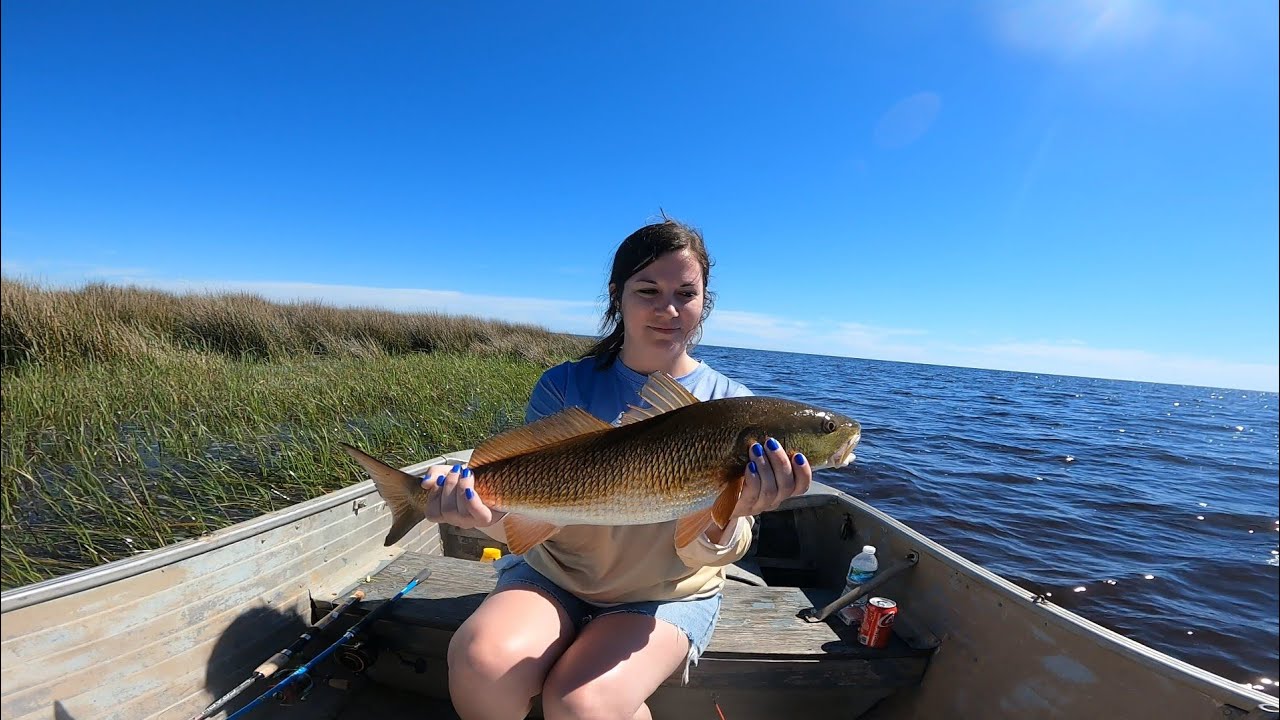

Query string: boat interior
[4,449,1276,720]
[299,492,939,720]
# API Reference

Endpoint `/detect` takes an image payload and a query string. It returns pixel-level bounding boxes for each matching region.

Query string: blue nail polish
[748,460,758,474]
[796,453,806,466]
[752,443,763,457]
[451,464,461,474]
[461,468,471,479]
[436,475,446,487]
[465,488,474,500]
[766,437,780,451]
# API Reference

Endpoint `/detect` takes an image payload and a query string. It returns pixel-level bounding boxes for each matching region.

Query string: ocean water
[692,344,1280,693]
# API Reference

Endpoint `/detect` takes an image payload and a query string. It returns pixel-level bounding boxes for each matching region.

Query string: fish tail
[340,443,426,546]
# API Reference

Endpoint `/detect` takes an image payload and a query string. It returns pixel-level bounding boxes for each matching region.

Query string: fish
[340,371,861,555]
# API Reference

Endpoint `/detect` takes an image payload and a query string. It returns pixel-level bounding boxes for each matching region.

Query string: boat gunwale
[802,483,1279,713]
[0,452,471,613]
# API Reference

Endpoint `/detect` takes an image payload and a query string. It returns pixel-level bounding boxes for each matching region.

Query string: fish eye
[823,419,837,433]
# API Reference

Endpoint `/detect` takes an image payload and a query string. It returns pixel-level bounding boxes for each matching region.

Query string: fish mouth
[827,431,861,469]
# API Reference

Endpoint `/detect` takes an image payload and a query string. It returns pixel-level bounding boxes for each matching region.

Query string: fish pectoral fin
[470,408,611,468]
[340,443,427,546]
[712,475,743,530]
[674,476,744,549]
[674,507,715,548]
[502,514,561,554]
[619,372,701,425]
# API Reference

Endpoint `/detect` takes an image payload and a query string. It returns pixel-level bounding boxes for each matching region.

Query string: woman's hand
[705,437,813,544]
[418,463,505,530]
[735,436,812,517]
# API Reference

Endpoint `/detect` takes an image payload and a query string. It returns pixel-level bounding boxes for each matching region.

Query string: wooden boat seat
[315,551,933,690]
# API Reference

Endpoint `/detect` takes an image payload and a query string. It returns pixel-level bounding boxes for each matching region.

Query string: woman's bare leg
[540,613,690,720]
[447,585,576,720]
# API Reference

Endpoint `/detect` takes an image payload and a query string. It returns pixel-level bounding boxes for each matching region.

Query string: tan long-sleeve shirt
[480,515,754,605]
[482,356,757,604]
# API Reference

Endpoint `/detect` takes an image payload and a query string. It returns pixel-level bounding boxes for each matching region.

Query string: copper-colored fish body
[341,372,861,553]
[471,396,854,523]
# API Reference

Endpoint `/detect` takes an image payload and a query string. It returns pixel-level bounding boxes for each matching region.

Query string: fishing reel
[271,671,316,702]
[336,635,380,674]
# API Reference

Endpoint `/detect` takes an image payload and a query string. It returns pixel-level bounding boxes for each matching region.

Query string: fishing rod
[223,567,432,720]
[190,589,367,720]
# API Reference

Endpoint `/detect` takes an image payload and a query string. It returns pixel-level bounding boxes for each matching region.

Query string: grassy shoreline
[1,278,588,590]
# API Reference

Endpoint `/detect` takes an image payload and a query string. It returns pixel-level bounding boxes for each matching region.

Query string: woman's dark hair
[580,216,716,368]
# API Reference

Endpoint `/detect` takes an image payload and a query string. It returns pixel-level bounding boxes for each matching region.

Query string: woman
[418,217,811,720]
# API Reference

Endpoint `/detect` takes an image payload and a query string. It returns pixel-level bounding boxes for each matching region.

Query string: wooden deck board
[319,551,930,661]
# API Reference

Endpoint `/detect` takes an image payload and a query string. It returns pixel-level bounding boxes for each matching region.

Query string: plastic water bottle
[837,545,878,625]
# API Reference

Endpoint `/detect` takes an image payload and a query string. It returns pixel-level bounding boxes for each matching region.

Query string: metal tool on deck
[800,551,919,623]
[222,566,432,720]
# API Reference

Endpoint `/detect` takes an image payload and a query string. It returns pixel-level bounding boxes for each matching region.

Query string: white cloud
[707,310,812,344]
[151,278,606,337]
[938,339,1278,392]
[7,268,604,338]
[5,268,1274,392]
[705,310,1276,393]
[0,257,151,282]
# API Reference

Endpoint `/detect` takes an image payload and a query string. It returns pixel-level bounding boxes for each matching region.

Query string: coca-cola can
[857,596,898,649]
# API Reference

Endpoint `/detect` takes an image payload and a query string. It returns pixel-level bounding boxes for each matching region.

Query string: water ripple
[696,345,1280,693]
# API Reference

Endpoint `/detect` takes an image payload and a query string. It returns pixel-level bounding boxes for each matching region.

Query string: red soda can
[857,597,898,649]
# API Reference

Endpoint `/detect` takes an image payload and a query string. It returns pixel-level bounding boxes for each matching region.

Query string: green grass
[0,278,588,590]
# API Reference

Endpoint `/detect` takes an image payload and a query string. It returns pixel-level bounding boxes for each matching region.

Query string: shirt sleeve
[676,515,755,569]
[525,365,568,423]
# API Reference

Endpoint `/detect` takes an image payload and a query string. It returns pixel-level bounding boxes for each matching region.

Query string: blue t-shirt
[526,355,753,425]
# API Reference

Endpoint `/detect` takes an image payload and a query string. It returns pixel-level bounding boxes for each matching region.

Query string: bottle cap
[863,545,876,554]
[481,547,502,562]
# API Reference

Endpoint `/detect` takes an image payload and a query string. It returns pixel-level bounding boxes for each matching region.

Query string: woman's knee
[447,620,532,684]
[447,622,494,679]
[447,592,574,694]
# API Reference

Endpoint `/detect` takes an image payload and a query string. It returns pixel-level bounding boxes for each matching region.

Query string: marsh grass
[2,277,585,369]
[1,278,588,590]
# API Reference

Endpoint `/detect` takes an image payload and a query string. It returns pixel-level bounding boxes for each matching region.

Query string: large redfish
[341,372,861,554]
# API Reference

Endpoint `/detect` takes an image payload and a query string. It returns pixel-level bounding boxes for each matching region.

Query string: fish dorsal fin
[470,407,612,468]
[619,372,702,426]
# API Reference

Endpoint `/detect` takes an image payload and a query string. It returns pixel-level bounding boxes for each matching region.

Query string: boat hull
[2,447,1276,720]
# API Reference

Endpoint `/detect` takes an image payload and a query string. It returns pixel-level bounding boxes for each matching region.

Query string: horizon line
[3,271,1276,394]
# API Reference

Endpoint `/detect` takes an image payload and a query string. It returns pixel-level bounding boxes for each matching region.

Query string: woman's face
[617,249,706,359]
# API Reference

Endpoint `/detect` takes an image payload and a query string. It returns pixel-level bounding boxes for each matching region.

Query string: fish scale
[473,413,740,522]
[342,371,861,553]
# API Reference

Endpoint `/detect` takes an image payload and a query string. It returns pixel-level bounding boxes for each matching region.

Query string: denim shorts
[489,554,722,685]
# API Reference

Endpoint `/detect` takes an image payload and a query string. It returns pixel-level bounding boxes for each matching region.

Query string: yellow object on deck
[481,547,502,563]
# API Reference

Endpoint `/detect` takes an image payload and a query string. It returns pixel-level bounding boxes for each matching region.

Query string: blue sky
[3,1,1277,392]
